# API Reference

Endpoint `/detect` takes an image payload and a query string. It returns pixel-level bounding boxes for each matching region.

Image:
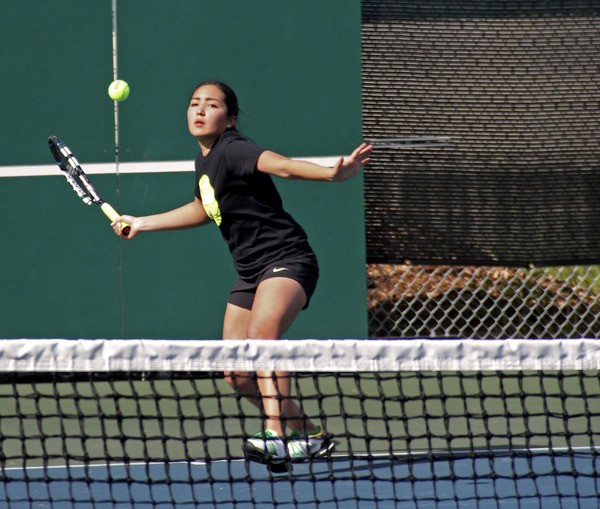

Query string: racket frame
[48,136,129,234]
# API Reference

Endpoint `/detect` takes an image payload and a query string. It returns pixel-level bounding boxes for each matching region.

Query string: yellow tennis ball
[108,80,130,102]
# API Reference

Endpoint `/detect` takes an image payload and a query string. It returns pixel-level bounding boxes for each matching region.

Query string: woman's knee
[224,370,258,395]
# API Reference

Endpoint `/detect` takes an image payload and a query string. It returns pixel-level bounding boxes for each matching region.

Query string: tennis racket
[48,135,130,236]
[367,136,451,148]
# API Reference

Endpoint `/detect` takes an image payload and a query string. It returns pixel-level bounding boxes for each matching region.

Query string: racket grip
[101,202,131,237]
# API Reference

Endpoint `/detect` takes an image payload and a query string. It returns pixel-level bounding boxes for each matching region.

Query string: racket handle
[101,202,131,237]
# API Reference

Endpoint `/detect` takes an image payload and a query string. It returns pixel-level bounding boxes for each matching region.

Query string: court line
[2,445,598,473]
[0,459,222,473]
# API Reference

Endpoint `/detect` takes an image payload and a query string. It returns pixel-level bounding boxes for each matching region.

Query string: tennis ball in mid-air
[108,80,130,101]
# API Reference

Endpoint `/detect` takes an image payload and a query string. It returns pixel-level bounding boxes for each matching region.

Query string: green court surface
[1,370,598,468]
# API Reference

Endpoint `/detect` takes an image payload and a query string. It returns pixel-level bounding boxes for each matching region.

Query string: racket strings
[63,171,94,205]
[59,154,102,205]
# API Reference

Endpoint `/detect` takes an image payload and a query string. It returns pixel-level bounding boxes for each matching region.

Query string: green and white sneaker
[243,429,288,464]
[243,427,335,465]
[287,426,335,462]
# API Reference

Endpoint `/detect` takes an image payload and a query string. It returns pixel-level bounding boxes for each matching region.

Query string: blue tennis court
[2,451,598,508]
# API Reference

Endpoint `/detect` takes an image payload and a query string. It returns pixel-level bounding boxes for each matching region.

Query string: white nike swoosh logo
[273,267,289,273]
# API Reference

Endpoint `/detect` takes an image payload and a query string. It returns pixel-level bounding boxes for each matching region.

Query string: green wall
[0,0,366,339]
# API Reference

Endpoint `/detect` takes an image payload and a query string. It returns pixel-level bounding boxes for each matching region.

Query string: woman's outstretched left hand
[330,143,373,182]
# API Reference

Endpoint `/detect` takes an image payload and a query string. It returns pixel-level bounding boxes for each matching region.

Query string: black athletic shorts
[228,257,319,311]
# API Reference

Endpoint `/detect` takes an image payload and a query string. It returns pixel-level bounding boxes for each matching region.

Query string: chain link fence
[367,265,600,338]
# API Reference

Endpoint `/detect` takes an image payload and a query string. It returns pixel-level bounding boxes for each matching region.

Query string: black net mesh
[0,338,599,507]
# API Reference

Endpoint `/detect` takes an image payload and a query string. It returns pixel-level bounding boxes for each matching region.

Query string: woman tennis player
[113,81,371,466]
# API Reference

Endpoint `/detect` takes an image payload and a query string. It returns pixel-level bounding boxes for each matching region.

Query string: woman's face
[187,84,235,144]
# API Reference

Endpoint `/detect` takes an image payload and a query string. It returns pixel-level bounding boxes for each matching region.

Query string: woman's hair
[191,80,239,131]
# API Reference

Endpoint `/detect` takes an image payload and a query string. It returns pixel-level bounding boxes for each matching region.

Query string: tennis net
[0,338,599,508]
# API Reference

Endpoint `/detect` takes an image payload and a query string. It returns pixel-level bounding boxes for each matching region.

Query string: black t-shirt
[194,131,316,279]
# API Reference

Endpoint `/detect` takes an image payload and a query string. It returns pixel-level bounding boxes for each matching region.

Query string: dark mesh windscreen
[362,1,600,266]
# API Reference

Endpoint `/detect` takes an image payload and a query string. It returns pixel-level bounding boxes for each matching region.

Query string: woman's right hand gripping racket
[48,135,130,236]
